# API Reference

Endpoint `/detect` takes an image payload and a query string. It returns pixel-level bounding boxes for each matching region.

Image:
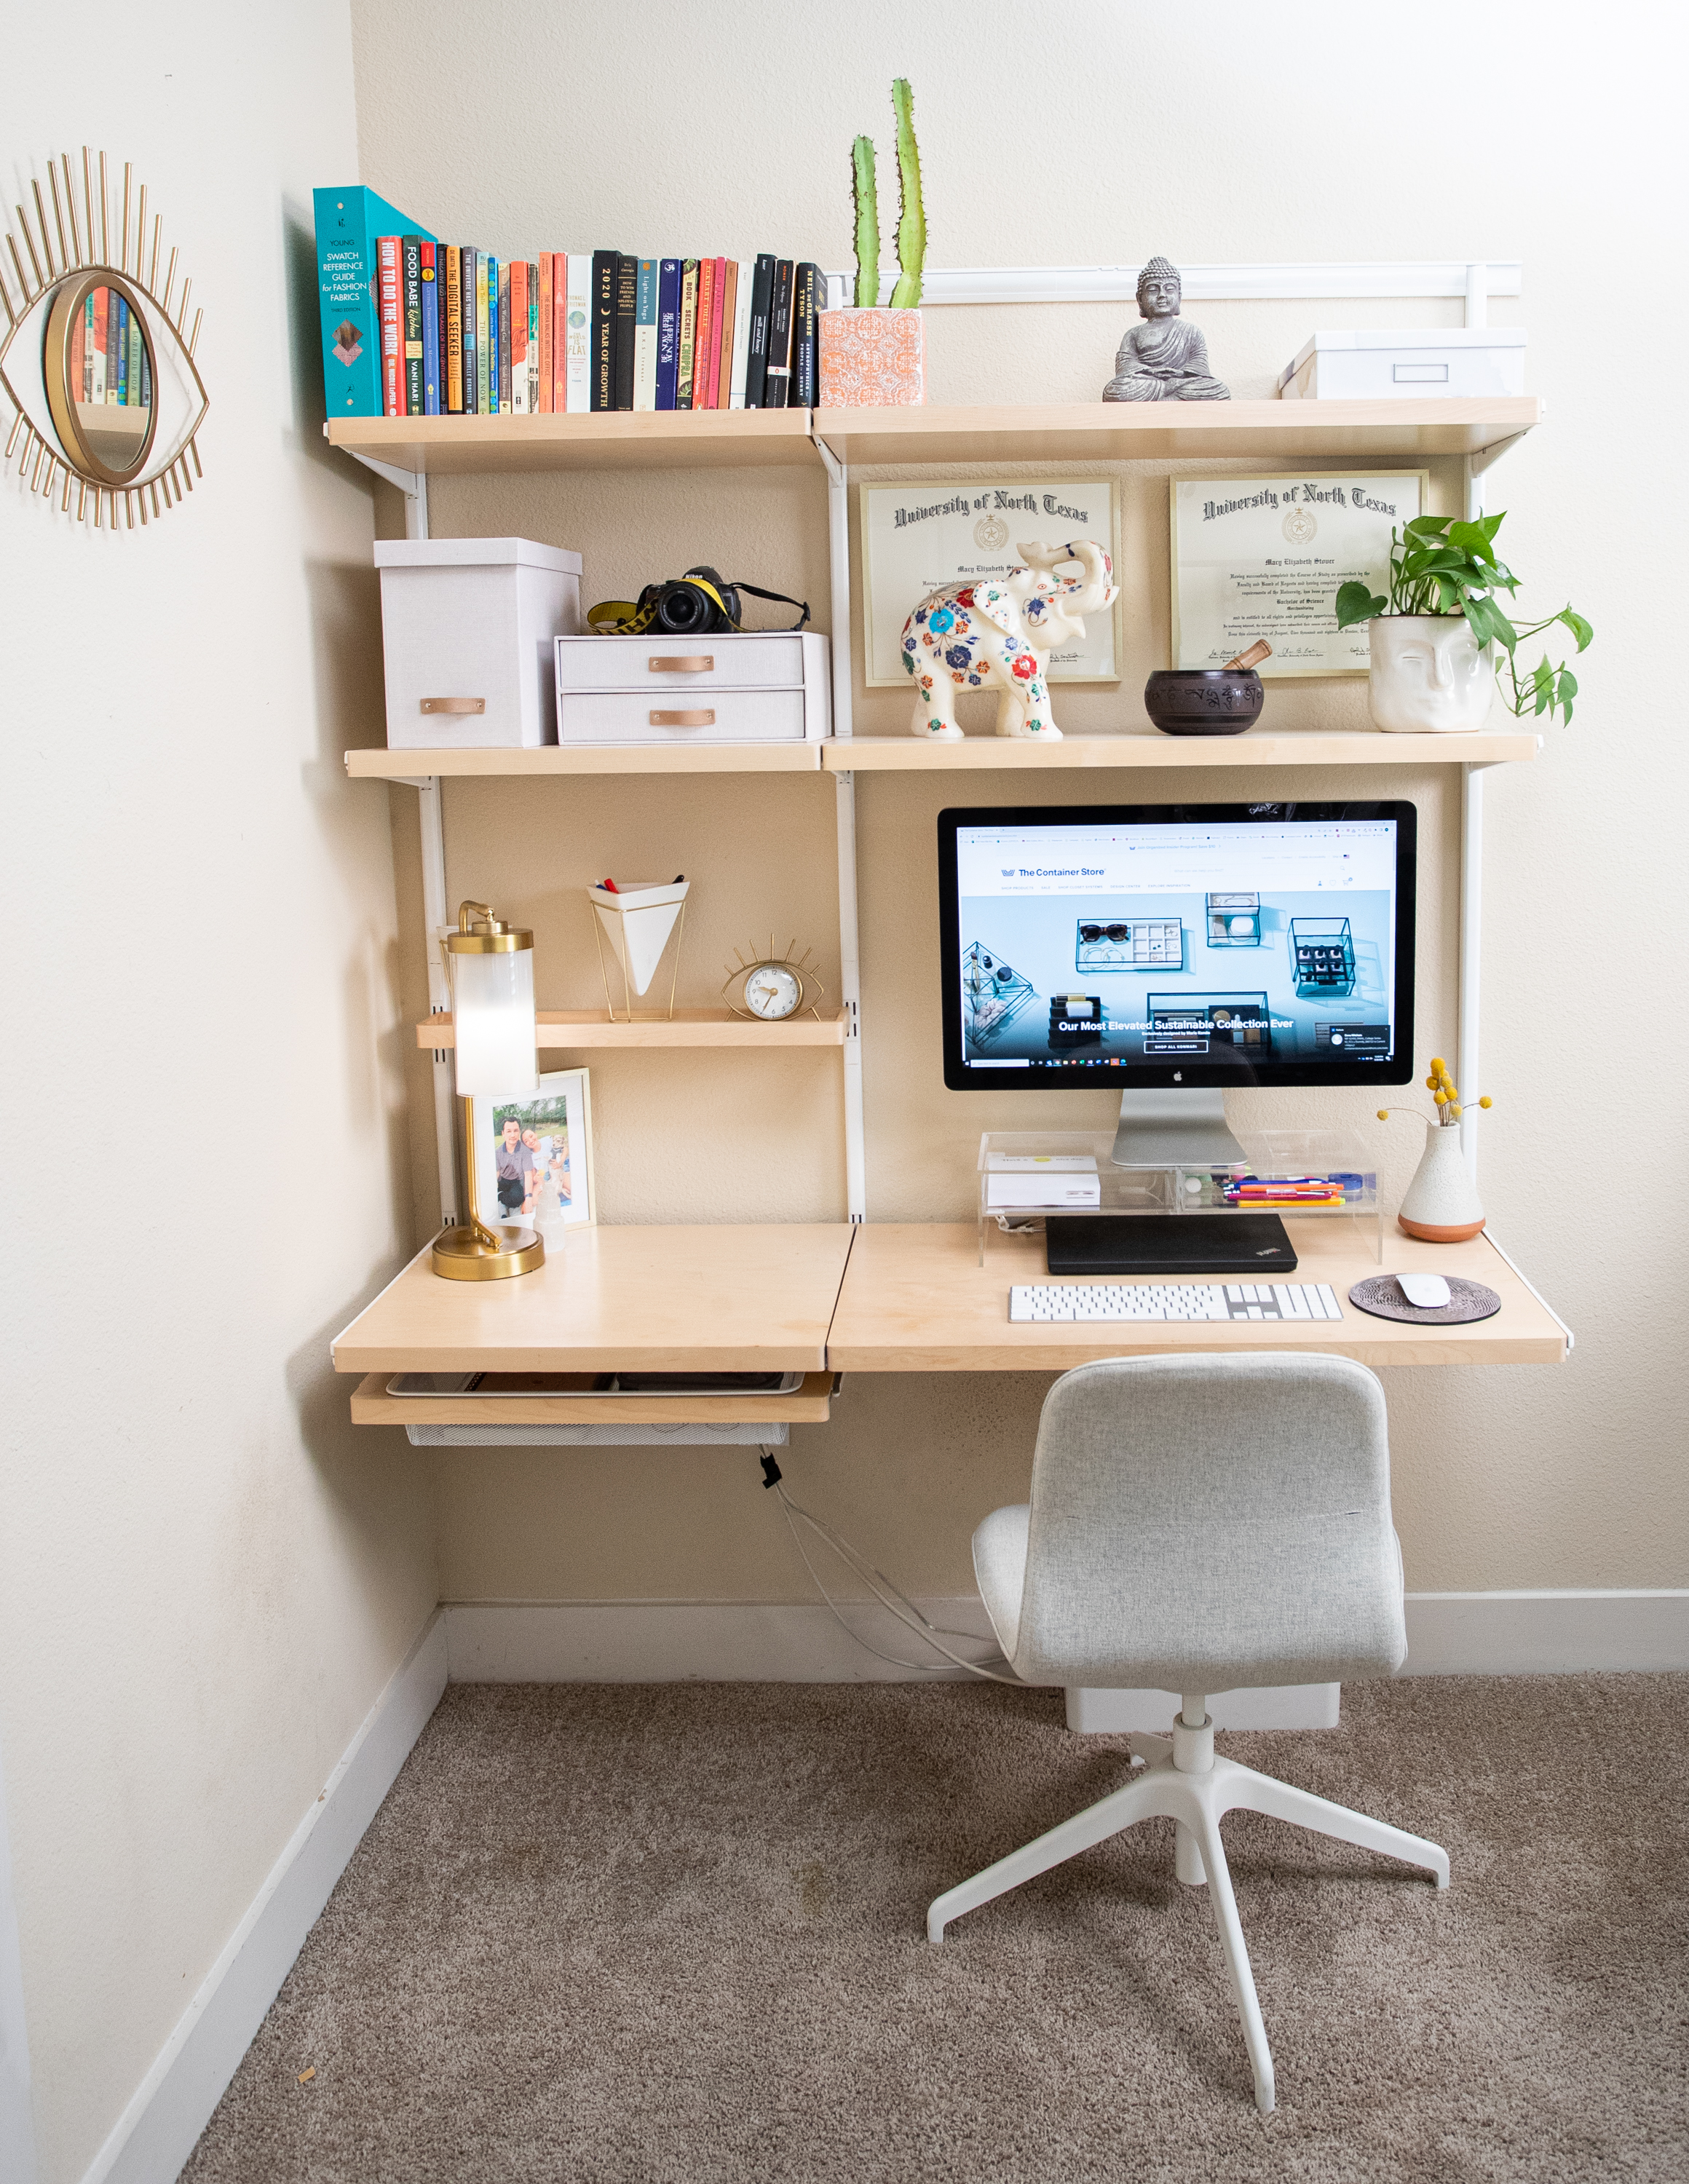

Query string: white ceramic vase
[1368,615,1494,734]
[1397,1120,1485,1242]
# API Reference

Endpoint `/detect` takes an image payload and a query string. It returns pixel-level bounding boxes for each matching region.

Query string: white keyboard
[1009,1281,1344,1324]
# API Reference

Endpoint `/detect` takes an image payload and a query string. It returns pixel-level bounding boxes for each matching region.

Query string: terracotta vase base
[1397,1214,1487,1243]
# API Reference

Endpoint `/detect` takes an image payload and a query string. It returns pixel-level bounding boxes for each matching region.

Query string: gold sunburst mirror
[0,149,208,529]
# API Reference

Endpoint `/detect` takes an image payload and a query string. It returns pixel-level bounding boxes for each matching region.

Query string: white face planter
[1368,614,1495,733]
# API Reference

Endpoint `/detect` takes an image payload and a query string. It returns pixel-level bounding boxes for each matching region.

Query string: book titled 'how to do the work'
[315,187,823,420]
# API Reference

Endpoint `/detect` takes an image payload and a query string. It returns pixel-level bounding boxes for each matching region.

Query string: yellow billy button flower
[1377,1109,1390,1121]
[1433,1090,1447,1106]
[1478,1096,1492,1109]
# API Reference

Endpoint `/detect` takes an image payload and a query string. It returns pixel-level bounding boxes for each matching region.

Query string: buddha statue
[1101,258,1230,403]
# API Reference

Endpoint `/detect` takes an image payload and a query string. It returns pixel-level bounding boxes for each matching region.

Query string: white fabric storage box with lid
[376,537,583,749]
[1277,327,1526,400]
[555,630,831,745]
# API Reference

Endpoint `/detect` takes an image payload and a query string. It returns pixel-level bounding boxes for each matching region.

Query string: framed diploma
[1170,472,1428,677]
[862,479,1122,687]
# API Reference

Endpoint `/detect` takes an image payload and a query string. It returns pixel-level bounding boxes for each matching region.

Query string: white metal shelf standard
[814,434,866,1221]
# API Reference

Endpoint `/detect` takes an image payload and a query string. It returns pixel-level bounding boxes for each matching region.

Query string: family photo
[472,1069,594,1235]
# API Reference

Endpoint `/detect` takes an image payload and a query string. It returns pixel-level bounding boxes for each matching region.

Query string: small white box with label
[376,537,583,749]
[555,630,831,745]
[1278,327,1526,401]
[986,1155,1102,1211]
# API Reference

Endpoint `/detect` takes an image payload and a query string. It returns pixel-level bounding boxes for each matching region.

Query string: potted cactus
[818,78,927,407]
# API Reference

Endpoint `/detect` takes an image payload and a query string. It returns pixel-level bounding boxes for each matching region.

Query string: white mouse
[1396,1272,1451,1310]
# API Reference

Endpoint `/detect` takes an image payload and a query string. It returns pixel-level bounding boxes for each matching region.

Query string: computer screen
[938,801,1416,1091]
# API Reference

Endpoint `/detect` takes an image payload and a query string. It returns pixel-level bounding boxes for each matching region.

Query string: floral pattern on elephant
[898,542,1119,740]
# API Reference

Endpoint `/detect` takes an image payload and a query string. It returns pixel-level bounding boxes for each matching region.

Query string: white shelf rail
[824,260,1521,311]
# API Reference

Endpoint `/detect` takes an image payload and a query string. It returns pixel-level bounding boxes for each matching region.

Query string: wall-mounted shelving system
[332,392,1542,1232]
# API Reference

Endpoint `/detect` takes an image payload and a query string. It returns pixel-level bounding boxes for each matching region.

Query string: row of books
[314,186,824,419]
[69,287,151,409]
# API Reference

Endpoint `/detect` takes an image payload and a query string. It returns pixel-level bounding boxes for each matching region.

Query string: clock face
[744,963,802,1020]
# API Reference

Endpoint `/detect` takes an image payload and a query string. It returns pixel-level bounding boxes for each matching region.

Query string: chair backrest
[1011,1353,1407,1692]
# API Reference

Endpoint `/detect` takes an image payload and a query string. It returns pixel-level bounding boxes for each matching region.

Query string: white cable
[768,1463,1022,1685]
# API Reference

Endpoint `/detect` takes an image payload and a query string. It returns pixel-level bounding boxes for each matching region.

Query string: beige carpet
[183,1674,1689,2183]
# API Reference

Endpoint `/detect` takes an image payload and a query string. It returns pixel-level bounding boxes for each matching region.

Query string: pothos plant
[852,79,926,308]
[1335,511,1593,726]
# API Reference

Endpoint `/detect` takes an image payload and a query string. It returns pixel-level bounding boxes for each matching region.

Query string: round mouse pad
[1348,1275,1501,1325]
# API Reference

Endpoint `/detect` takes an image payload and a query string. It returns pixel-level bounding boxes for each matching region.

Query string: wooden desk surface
[826,1222,1569,1372]
[332,1224,855,1375]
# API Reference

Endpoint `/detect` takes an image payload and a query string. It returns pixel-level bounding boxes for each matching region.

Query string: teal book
[314,186,435,419]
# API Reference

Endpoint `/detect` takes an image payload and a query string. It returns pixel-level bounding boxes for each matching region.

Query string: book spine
[445,246,463,411]
[509,260,527,414]
[490,256,503,411]
[419,242,440,414]
[654,258,681,410]
[537,254,554,412]
[566,254,591,412]
[475,250,491,413]
[729,258,753,408]
[764,258,794,409]
[378,236,401,415]
[613,253,637,410]
[695,256,717,409]
[715,258,738,414]
[315,186,405,419]
[744,253,775,408]
[791,261,820,408]
[676,260,698,408]
[401,235,423,415]
[705,256,728,408]
[497,261,510,411]
[633,257,659,411]
[90,285,106,402]
[114,295,127,403]
[553,256,569,411]
[590,250,617,411]
[529,264,540,414]
[462,248,478,414]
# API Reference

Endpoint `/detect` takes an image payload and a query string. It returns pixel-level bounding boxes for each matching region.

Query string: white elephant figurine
[901,539,1118,740]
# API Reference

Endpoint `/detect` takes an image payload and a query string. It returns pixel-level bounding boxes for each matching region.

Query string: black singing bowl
[1144,668,1265,735]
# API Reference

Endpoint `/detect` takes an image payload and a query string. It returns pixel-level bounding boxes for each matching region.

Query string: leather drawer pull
[649,655,714,673]
[650,709,715,727]
[420,697,486,715]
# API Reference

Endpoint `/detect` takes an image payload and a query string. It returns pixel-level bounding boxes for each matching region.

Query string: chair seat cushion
[972,1504,1031,1661]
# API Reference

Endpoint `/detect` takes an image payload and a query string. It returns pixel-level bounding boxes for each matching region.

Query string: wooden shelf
[812,397,1542,470]
[823,731,1540,771]
[326,408,820,474]
[331,1224,856,1374]
[328,396,1541,480]
[349,1368,834,1427]
[347,743,823,779]
[418,1008,847,1051]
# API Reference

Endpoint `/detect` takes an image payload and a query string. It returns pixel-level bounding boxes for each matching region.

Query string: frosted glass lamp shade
[451,944,537,1095]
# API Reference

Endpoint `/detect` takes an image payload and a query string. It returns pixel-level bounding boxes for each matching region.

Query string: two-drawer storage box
[554,631,831,745]
[376,537,583,748]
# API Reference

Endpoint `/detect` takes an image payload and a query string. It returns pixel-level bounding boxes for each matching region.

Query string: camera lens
[654,581,713,633]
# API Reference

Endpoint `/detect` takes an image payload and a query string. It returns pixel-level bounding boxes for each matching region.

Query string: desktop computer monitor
[938,800,1417,1168]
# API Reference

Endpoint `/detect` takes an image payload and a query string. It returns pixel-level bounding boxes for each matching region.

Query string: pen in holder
[588,877,689,1021]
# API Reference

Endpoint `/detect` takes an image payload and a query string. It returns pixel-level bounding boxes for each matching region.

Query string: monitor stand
[1049,1088,1296,1278]
[1109,1088,1246,1171]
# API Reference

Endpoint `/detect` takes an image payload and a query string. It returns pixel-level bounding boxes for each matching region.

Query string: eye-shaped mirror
[1,150,209,527]
[44,274,157,483]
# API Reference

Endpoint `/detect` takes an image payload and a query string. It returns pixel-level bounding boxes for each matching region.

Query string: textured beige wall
[0,7,436,2180]
[352,0,1688,1602]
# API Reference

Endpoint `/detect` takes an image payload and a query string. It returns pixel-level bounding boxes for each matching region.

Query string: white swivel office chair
[927,1353,1449,2114]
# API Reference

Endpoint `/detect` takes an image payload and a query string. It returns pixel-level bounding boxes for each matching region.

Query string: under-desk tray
[350,1369,834,1437]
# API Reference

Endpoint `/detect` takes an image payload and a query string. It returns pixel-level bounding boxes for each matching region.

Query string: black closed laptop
[1045,1214,1298,1278]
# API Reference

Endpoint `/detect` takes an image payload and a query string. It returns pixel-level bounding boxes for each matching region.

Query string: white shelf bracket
[815,430,866,1222]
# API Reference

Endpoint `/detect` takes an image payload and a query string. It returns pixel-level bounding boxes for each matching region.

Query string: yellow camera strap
[587,577,739,635]
[585,577,810,635]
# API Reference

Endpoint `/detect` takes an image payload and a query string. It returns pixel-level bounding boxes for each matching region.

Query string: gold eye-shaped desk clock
[721,936,826,1022]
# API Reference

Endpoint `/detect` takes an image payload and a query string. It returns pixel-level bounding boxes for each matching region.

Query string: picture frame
[861,478,1123,687]
[471,1068,596,1238]
[1168,471,1429,678]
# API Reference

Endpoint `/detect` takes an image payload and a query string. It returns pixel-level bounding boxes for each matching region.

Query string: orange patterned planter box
[818,308,925,407]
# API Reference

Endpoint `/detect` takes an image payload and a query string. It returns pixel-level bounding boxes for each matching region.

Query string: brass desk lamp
[432,901,545,1281]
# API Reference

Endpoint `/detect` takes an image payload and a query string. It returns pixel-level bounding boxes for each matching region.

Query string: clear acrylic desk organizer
[976,1129,1380,1267]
